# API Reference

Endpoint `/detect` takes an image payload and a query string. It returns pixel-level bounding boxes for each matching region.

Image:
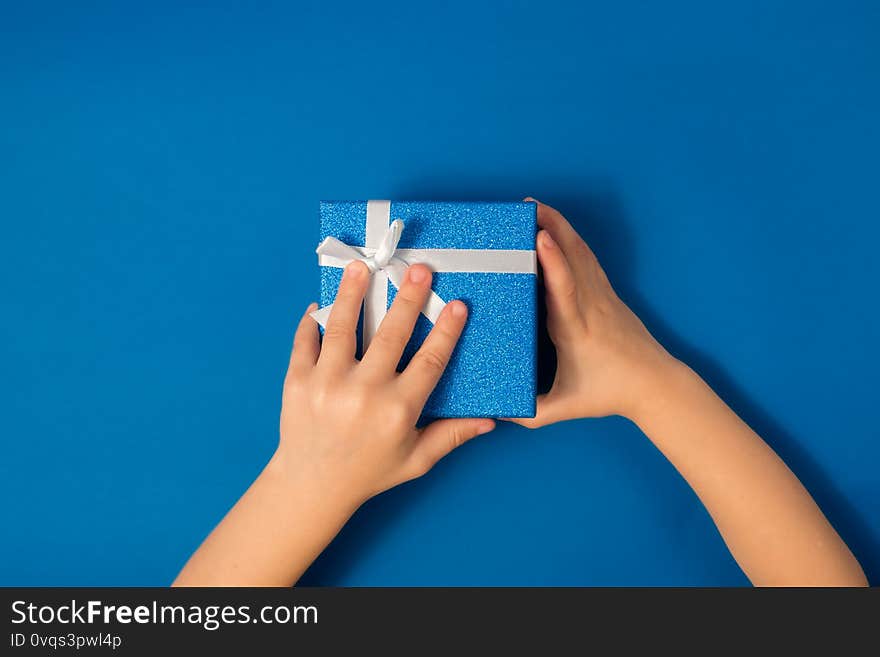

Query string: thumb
[537,230,581,335]
[411,418,496,474]
[505,391,571,429]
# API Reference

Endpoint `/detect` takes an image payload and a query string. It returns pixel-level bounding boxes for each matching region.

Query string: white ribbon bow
[309,218,448,345]
[310,200,537,351]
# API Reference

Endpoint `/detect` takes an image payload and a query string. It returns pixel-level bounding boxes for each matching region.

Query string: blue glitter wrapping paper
[318,201,537,418]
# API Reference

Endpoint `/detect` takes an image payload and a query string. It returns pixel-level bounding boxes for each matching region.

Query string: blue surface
[1,1,878,586]
[319,201,537,418]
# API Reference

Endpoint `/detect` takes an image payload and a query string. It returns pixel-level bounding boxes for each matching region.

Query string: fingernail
[345,261,365,279]
[477,420,495,435]
[540,230,556,249]
[408,265,427,283]
[524,196,537,202]
[307,301,318,312]
[449,300,468,319]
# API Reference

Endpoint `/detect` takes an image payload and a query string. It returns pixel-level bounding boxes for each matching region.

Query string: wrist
[264,446,367,520]
[625,355,695,427]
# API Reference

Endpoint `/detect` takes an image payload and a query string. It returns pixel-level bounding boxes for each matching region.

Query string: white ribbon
[310,200,536,350]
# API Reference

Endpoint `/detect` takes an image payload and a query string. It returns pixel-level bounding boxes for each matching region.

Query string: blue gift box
[317,200,537,418]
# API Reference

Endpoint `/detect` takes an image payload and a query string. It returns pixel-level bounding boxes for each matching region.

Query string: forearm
[173,451,359,587]
[633,360,867,586]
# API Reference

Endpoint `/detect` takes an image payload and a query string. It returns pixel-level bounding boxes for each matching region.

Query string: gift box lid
[318,200,537,418]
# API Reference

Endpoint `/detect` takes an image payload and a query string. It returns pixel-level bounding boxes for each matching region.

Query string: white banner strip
[365,200,391,250]
[362,200,391,348]
[318,248,536,274]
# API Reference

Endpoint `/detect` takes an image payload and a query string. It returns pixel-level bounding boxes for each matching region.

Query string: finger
[409,418,495,475]
[318,260,370,369]
[537,230,582,335]
[288,302,320,375]
[361,264,432,376]
[525,197,594,278]
[504,392,570,429]
[398,299,468,405]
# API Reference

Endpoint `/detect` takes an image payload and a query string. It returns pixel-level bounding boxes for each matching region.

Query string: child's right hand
[513,200,867,586]
[511,199,680,428]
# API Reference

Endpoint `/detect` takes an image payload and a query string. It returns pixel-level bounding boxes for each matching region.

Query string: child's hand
[274,260,495,507]
[508,201,866,586]
[174,260,495,586]
[512,199,679,427]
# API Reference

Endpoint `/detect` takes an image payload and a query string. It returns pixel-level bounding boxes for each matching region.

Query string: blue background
[1,1,877,586]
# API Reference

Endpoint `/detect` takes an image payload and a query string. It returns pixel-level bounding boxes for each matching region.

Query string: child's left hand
[174,260,494,586]
[274,260,496,507]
